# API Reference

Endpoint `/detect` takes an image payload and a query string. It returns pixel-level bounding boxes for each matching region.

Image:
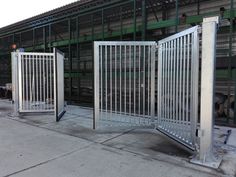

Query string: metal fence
[157,26,199,150]
[94,41,156,128]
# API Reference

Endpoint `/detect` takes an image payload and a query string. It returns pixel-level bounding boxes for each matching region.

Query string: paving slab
[0,118,91,177]
[9,144,219,177]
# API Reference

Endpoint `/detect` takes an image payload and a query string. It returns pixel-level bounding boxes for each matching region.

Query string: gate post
[11,52,19,116]
[191,16,222,168]
[93,42,100,129]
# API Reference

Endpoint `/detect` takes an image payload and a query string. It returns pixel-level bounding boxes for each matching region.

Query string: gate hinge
[197,27,202,34]
[195,128,200,137]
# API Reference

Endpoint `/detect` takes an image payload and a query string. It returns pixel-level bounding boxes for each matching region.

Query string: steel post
[191,16,221,168]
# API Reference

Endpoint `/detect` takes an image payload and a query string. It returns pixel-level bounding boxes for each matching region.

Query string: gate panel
[157,26,199,150]
[18,52,55,112]
[55,49,66,121]
[94,41,156,128]
[12,49,65,121]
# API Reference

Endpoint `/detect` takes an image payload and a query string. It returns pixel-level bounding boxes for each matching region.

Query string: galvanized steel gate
[12,48,66,121]
[94,16,220,167]
[94,27,199,150]
[157,26,199,150]
[94,42,156,128]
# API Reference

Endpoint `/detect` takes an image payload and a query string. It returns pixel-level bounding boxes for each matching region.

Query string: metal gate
[157,26,199,150]
[94,42,156,128]
[12,48,65,121]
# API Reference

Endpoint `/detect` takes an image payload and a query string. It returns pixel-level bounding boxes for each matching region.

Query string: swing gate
[157,26,199,150]
[11,48,65,121]
[94,27,199,150]
[94,17,219,167]
[94,42,156,127]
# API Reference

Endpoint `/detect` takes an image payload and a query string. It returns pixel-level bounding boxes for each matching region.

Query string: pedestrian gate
[12,48,65,121]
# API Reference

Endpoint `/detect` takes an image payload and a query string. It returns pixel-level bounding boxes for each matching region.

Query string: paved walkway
[0,100,235,177]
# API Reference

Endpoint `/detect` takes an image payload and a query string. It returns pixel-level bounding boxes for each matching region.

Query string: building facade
[0,0,235,125]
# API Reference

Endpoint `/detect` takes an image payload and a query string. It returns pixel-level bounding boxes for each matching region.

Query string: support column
[141,0,147,41]
[120,6,123,40]
[133,0,136,40]
[68,19,72,104]
[175,0,179,32]
[191,16,221,169]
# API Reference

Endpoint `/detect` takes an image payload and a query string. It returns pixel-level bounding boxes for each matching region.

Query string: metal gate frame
[11,48,66,121]
[156,26,199,150]
[92,16,221,168]
[94,41,156,129]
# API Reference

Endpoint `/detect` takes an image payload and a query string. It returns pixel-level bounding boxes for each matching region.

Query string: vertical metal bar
[100,45,103,114]
[32,55,35,109]
[173,39,176,124]
[25,55,28,110]
[46,55,49,109]
[115,45,117,114]
[183,35,186,139]
[105,45,108,113]
[150,44,156,123]
[49,54,52,106]
[165,42,168,126]
[39,56,42,109]
[192,29,199,145]
[170,40,173,126]
[168,41,171,127]
[134,45,136,117]
[157,43,162,126]
[176,38,179,129]
[143,46,146,121]
[186,34,190,132]
[53,48,57,120]
[110,45,112,116]
[163,43,166,127]
[179,37,183,135]
[22,55,25,110]
[124,45,127,115]
[94,42,100,129]
[129,45,132,120]
[29,55,32,108]
[18,54,22,112]
[36,55,39,106]
[120,45,122,114]
[139,45,141,117]
[147,46,150,121]
[43,55,45,110]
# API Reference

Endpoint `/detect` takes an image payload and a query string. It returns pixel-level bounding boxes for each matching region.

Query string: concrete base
[190,155,222,169]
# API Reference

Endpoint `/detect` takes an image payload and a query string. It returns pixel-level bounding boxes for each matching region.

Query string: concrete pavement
[0,117,221,177]
[0,100,235,177]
